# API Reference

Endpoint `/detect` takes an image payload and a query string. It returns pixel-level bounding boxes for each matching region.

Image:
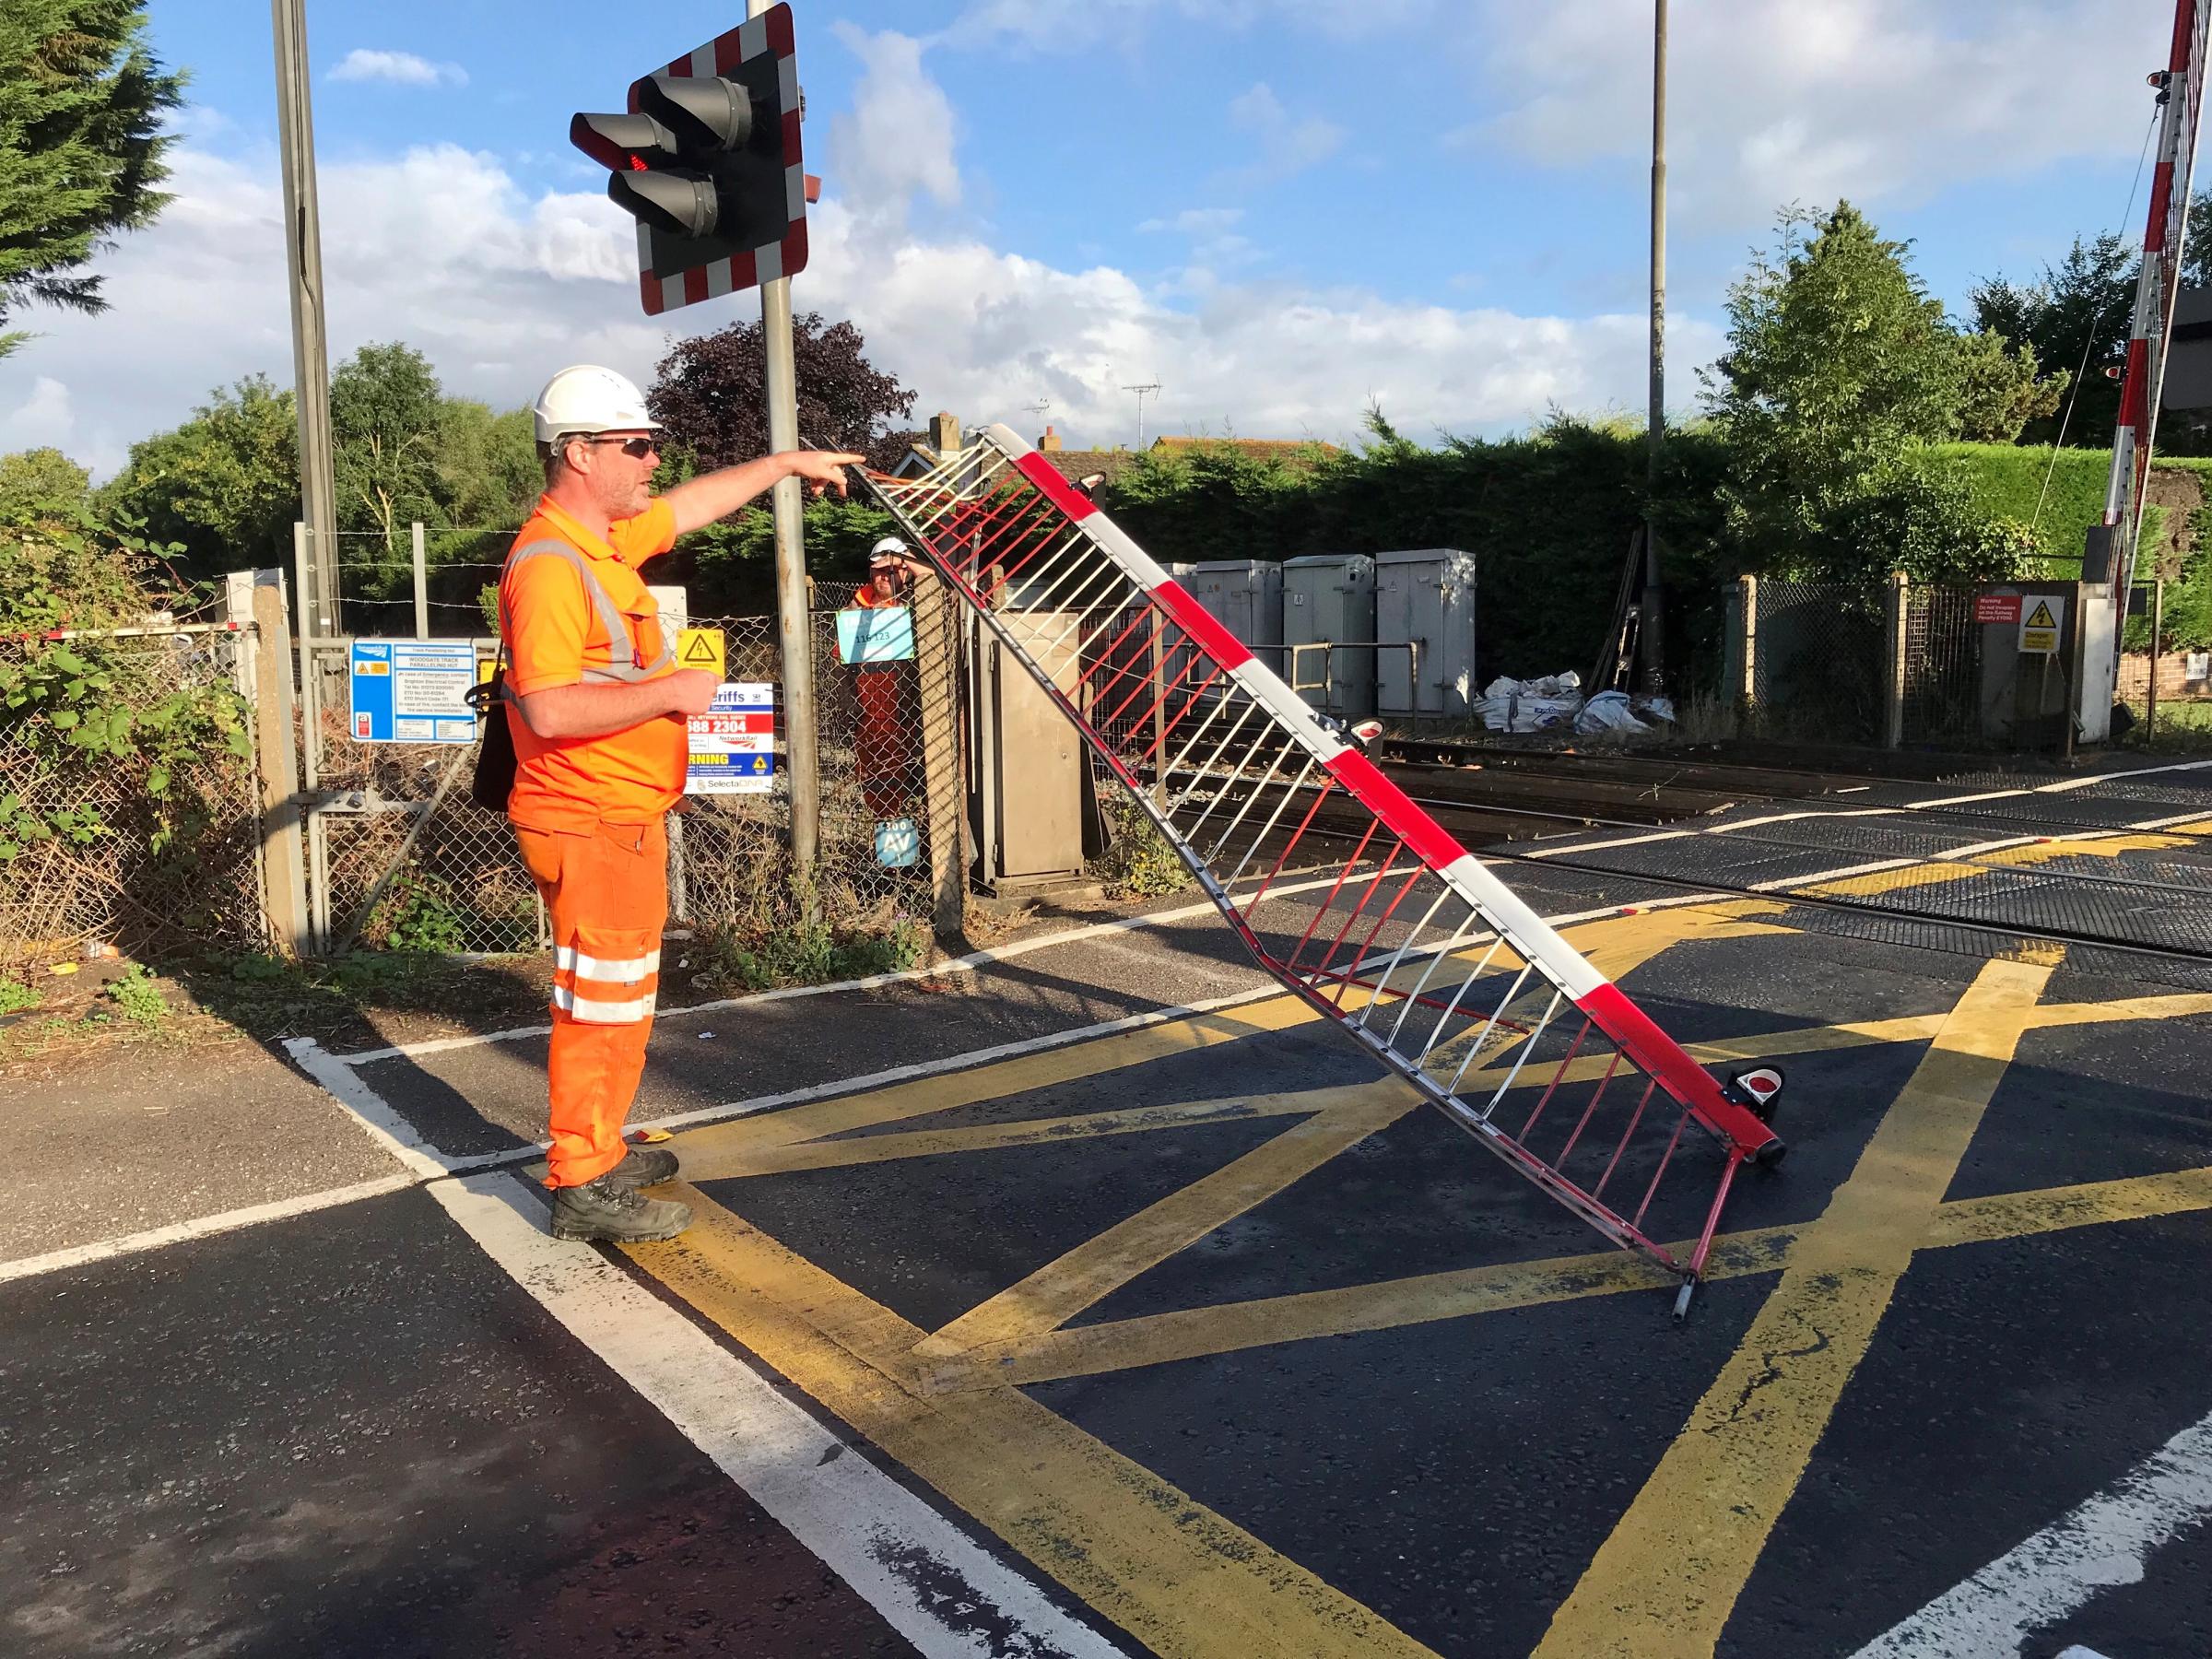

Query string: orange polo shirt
[501,494,685,832]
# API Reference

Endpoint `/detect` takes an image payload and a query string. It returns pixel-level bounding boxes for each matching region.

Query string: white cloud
[1226,82,1345,184]
[328,49,467,89]
[2,114,1710,488]
[948,0,1438,51]
[1465,0,2153,227]
[828,26,960,218]
[0,376,96,468]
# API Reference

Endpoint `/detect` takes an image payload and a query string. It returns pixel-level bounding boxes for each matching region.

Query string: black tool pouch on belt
[465,673,517,813]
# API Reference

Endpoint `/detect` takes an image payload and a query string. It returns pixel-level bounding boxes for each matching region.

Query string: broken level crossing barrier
[858,427,1786,1313]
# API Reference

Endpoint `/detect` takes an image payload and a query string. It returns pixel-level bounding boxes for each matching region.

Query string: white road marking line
[434,1171,1131,1659]
[311,888,1741,1170]
[0,1173,416,1286]
[1852,1406,2212,1658]
[5,888,1747,1288]
[283,1034,450,1179]
[335,869,1377,1065]
[327,759,2212,1066]
[1521,782,2212,881]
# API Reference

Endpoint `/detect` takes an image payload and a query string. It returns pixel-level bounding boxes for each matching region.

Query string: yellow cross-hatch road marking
[676,625,725,678]
[1789,817,2212,902]
[675,900,1779,1184]
[909,903,1780,1368]
[917,1156,2212,1392]
[629,1191,1443,1659]
[615,864,2212,1659]
[1533,954,2057,1659]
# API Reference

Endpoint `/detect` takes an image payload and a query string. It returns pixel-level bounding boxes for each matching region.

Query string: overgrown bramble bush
[1,498,253,957]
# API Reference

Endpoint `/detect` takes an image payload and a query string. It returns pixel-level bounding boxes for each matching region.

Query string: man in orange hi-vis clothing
[500,364,860,1243]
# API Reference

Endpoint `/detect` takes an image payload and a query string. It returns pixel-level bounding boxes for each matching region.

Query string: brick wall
[2117,651,2212,703]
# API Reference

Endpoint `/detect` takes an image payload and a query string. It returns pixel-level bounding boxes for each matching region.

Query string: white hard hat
[532,364,664,444]
[869,536,910,565]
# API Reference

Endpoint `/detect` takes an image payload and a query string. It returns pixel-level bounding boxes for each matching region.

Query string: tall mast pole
[271,0,339,635]
[749,0,818,884]
[1637,0,1668,693]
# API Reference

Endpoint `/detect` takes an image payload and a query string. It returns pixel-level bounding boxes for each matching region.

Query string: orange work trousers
[515,817,668,1188]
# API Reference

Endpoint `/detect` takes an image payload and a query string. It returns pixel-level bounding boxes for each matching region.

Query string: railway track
[1176,740,2212,985]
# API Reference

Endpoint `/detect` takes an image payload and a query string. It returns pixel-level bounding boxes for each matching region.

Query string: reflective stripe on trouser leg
[514,817,670,1188]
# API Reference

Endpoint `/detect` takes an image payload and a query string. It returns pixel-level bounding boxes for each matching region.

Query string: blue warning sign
[348,640,479,744]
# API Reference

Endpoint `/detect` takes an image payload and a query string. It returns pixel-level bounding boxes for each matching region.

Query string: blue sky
[0,1,2169,474]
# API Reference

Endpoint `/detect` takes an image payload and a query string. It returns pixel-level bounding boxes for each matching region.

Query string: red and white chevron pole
[2104,0,2209,597]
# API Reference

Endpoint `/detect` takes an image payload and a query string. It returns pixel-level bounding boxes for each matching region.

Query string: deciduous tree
[100,374,299,580]
[1708,203,2050,582]
[647,312,916,472]
[0,445,91,515]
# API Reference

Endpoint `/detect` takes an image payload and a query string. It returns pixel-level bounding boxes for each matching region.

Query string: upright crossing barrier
[860,426,1786,1313]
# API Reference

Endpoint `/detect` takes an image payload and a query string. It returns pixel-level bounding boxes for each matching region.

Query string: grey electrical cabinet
[1281,554,1377,716]
[1184,560,1284,667]
[1375,548,1478,717]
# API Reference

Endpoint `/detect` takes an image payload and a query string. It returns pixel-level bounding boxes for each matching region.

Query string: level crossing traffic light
[571,5,810,314]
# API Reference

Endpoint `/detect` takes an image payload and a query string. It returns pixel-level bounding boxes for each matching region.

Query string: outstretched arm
[662,450,865,536]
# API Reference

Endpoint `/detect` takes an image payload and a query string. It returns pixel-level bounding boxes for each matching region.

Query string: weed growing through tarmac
[688,911,930,994]
[1096,796,1192,900]
[105,964,171,1035]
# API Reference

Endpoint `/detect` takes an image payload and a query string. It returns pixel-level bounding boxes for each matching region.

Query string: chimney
[1040,424,1063,452]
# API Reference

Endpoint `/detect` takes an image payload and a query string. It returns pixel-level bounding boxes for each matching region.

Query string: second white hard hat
[532,364,664,444]
[869,536,910,566]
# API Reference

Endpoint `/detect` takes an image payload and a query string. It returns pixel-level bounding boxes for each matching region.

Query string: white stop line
[1853,1407,2212,1656]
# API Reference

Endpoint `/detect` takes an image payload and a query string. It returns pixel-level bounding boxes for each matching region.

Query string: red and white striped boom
[862,427,1785,1312]
[2105,0,2211,591]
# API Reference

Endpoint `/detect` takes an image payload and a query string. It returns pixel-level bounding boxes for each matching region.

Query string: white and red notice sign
[686,683,777,794]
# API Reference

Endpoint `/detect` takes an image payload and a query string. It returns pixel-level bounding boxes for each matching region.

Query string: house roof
[1037,448,1145,489]
[1147,436,1340,464]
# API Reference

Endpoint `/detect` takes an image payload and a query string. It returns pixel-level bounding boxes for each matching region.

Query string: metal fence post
[245,570,312,957]
[1883,571,1908,750]
[411,521,429,638]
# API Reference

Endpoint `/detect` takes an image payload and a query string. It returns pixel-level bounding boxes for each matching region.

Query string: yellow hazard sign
[677,626,726,678]
[2018,595,2065,656]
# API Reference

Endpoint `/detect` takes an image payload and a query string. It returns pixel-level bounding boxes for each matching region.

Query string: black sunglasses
[576,434,660,459]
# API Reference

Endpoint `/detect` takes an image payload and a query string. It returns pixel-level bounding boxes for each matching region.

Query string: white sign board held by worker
[687,682,776,794]
[349,640,478,744]
[2018,596,2065,656]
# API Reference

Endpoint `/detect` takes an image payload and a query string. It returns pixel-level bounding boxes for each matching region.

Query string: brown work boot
[548,1175,692,1242]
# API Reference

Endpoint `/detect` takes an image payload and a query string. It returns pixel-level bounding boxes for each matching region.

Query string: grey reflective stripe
[499,537,675,687]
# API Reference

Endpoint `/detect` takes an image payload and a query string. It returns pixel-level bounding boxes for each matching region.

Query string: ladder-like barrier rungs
[859,424,1786,1303]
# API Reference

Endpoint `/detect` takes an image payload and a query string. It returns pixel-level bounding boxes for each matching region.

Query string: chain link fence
[1900,583,1985,747]
[1,628,268,970]
[297,606,939,958]
[300,638,539,955]
[1746,579,1885,744]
